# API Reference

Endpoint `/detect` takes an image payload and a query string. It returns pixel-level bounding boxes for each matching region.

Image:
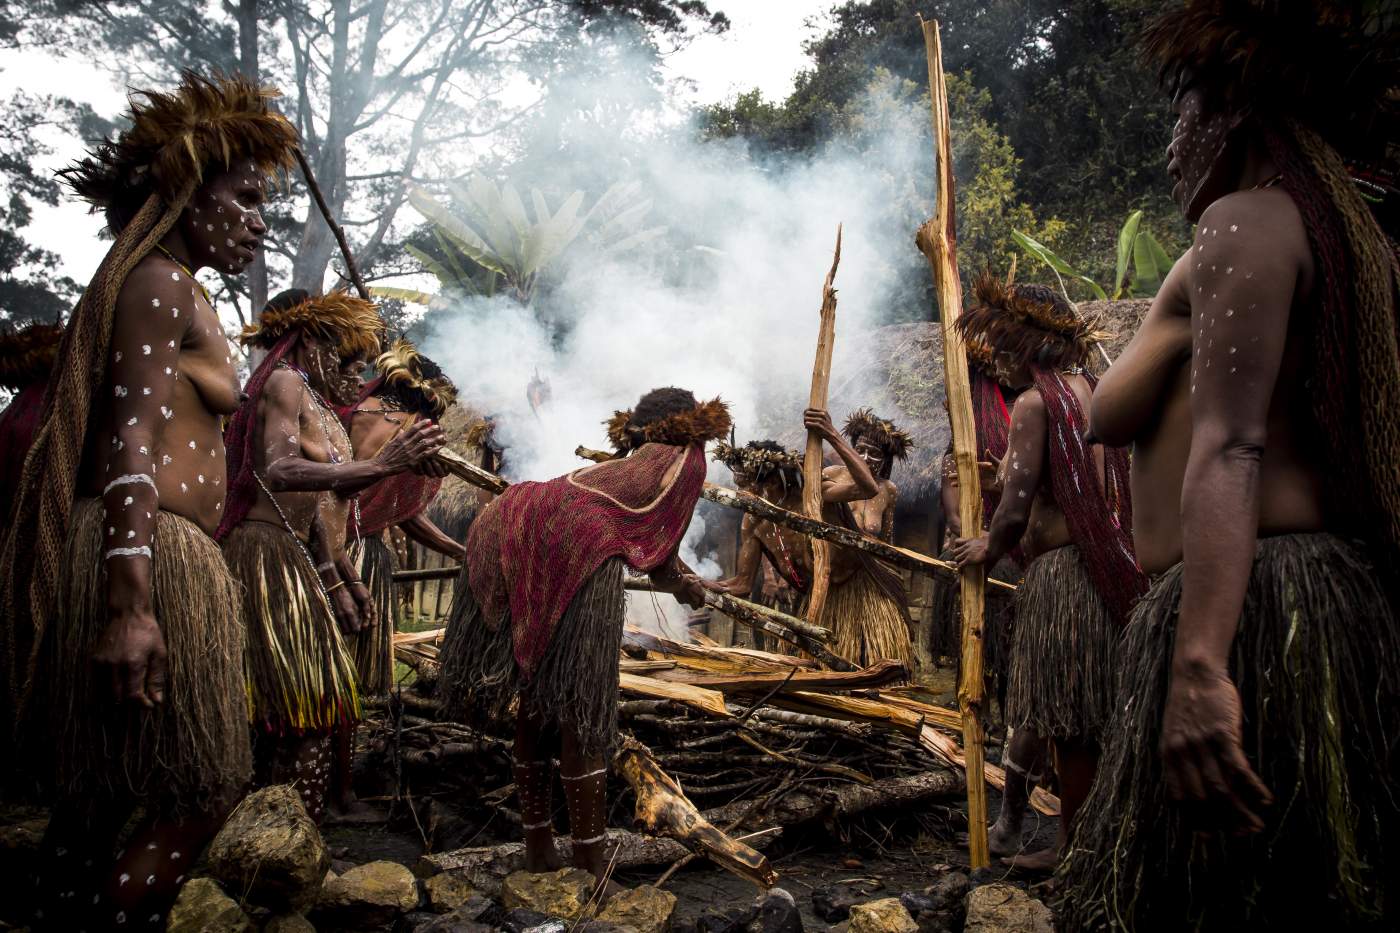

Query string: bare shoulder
[1194,188,1310,268]
[114,256,193,328]
[821,464,848,480]
[1010,387,1047,423]
[262,367,306,405]
[881,478,899,500]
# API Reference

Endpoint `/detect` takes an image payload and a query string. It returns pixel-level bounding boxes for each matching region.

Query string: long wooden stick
[294,147,370,300]
[914,17,990,870]
[701,483,1016,593]
[803,226,842,628]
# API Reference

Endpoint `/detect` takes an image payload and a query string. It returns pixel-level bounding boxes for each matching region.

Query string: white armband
[103,474,156,496]
[105,546,153,560]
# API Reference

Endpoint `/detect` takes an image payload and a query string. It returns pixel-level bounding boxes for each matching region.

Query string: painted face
[301,338,345,402]
[854,437,887,476]
[993,353,1032,389]
[180,165,268,274]
[1166,81,1241,223]
[333,355,368,407]
[731,465,757,491]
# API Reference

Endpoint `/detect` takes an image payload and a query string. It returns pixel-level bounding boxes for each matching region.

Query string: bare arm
[1162,194,1301,829]
[803,408,880,502]
[308,506,367,634]
[706,514,763,596]
[92,267,192,707]
[950,391,1046,568]
[880,482,897,542]
[1090,254,1194,446]
[400,511,466,561]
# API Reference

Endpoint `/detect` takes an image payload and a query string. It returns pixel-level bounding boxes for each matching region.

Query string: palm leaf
[1130,230,1175,297]
[1113,210,1144,300]
[1011,229,1107,301]
[371,286,437,305]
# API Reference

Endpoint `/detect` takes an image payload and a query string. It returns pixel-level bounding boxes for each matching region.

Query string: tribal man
[0,322,63,517]
[218,291,444,824]
[950,273,1143,871]
[706,440,810,635]
[439,388,726,892]
[0,73,298,930]
[809,407,915,670]
[1058,3,1400,928]
[329,338,460,815]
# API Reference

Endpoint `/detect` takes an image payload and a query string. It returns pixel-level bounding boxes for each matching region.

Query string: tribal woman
[439,387,725,894]
[0,72,298,931]
[1057,3,1400,928]
[950,273,1144,871]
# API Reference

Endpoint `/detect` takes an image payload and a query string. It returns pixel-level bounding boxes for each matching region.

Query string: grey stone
[596,885,677,933]
[165,877,255,933]
[501,868,598,922]
[848,897,918,933]
[206,785,330,912]
[963,883,1053,933]
[314,859,420,929]
[811,885,857,923]
[748,888,802,933]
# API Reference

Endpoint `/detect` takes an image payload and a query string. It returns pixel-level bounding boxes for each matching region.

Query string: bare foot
[987,818,1023,857]
[1000,846,1061,872]
[324,797,384,825]
[523,846,565,873]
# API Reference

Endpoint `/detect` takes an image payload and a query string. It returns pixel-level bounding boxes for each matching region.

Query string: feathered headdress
[60,70,299,219]
[0,323,64,390]
[843,408,913,461]
[373,339,457,419]
[957,271,1111,373]
[713,440,804,485]
[1142,1,1397,163]
[240,291,384,360]
[606,397,732,453]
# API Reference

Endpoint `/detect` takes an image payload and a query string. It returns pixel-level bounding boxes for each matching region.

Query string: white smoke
[415,38,932,636]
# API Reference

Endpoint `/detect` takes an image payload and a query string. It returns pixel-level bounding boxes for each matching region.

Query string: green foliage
[1012,210,1177,302]
[408,178,664,306]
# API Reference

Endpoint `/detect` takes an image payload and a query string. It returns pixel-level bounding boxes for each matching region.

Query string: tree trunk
[233,0,268,313]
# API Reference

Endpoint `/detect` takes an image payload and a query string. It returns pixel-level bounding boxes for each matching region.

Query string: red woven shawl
[0,382,47,515]
[466,442,705,678]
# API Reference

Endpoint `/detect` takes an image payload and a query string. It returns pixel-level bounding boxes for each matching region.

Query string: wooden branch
[618,672,730,718]
[701,483,1015,593]
[650,658,906,693]
[614,736,778,888]
[436,446,510,494]
[914,16,989,869]
[804,225,843,629]
[293,147,370,300]
[392,566,459,583]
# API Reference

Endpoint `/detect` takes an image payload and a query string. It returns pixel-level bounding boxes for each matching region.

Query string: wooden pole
[803,226,842,628]
[914,16,990,870]
[293,147,371,301]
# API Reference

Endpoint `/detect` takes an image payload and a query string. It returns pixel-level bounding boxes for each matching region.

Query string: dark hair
[263,288,311,315]
[631,386,698,427]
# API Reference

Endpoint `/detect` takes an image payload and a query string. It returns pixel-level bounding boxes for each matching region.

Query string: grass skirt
[39,499,250,815]
[222,520,361,734]
[351,533,396,695]
[438,557,624,757]
[931,551,1020,714]
[1055,534,1400,930]
[1005,545,1117,740]
[819,567,914,670]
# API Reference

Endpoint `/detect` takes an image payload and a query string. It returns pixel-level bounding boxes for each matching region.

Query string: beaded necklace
[154,244,212,305]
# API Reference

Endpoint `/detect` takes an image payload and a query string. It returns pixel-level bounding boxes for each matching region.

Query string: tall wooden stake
[915,17,990,869]
[802,226,843,629]
[294,147,371,300]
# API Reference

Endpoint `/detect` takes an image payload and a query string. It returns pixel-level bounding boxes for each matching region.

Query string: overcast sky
[0,1,835,289]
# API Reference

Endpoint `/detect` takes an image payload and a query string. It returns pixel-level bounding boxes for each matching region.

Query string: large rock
[596,885,677,933]
[165,877,255,932]
[501,868,597,922]
[206,785,329,912]
[425,872,479,913]
[412,894,500,932]
[315,859,421,928]
[849,897,918,933]
[963,884,1053,933]
[811,885,857,923]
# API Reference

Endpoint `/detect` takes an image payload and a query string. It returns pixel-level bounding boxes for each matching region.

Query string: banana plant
[404,178,665,306]
[1012,210,1175,301]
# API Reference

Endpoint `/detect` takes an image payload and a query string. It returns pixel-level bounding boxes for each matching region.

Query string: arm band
[103,474,156,495]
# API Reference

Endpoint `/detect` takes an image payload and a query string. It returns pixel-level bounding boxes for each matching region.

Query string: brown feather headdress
[843,408,913,461]
[0,323,64,390]
[240,291,384,360]
[957,271,1111,373]
[713,439,804,486]
[1142,1,1397,163]
[60,70,299,223]
[606,397,732,454]
[373,339,457,418]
